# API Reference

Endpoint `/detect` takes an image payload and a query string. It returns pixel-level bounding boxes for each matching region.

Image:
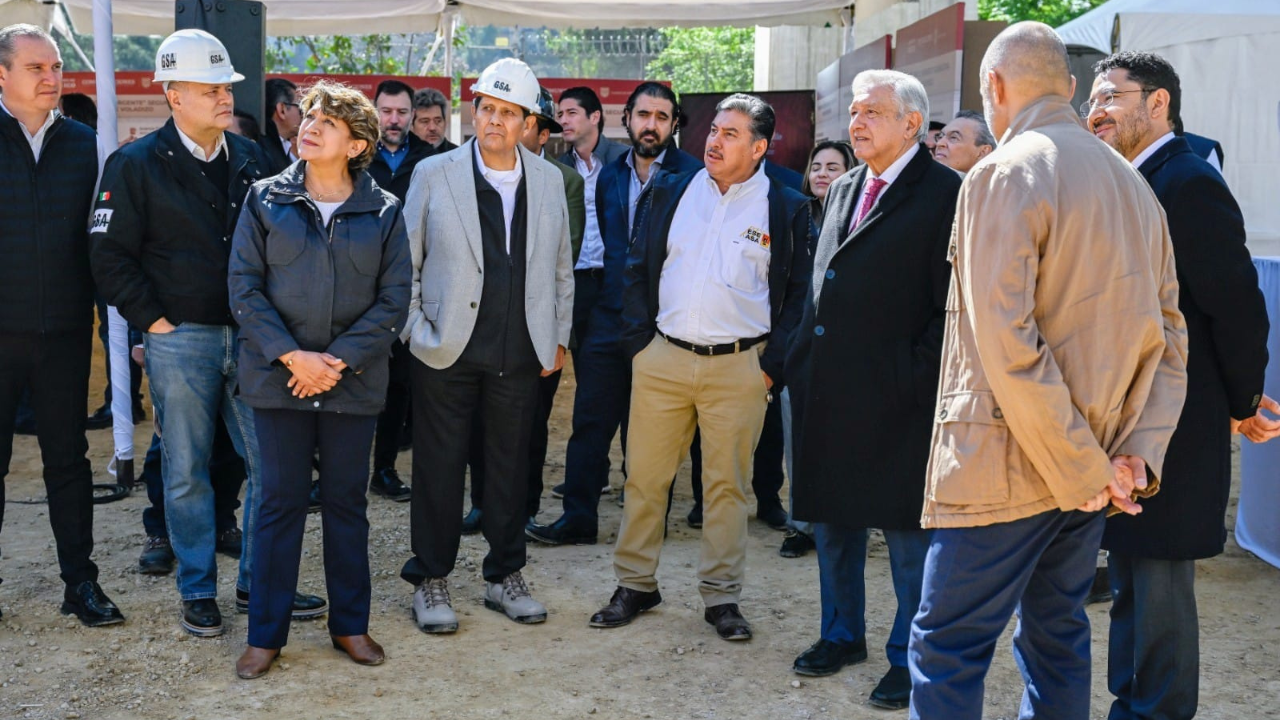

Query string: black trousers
[371,338,412,472]
[0,329,98,588]
[469,369,560,519]
[401,358,539,585]
[689,395,785,510]
[1107,553,1199,720]
[249,408,375,649]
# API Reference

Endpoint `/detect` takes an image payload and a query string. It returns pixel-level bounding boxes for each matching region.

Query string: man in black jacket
[0,23,124,627]
[367,79,435,503]
[91,29,325,638]
[590,94,812,641]
[1088,51,1276,720]
[412,87,456,153]
[258,77,298,175]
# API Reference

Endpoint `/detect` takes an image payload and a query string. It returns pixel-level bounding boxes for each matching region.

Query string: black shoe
[869,665,912,710]
[589,587,663,628]
[1086,565,1113,605]
[216,526,243,558]
[526,516,597,546]
[14,414,36,435]
[704,603,752,641]
[792,638,867,676]
[235,588,329,620]
[181,598,223,637]
[686,504,703,529]
[132,401,147,422]
[757,502,789,531]
[370,467,412,502]
[779,530,816,558]
[138,536,175,575]
[115,457,136,489]
[550,483,567,499]
[461,507,482,535]
[60,581,125,627]
[85,403,112,430]
[308,480,321,513]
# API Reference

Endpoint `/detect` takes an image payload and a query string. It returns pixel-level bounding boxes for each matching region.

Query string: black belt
[657,330,768,356]
[575,267,604,278]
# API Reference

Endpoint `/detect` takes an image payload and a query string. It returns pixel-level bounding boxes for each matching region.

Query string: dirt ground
[2,345,1280,720]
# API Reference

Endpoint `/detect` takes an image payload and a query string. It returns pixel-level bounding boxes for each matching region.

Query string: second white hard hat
[154,29,245,85]
[470,58,541,115]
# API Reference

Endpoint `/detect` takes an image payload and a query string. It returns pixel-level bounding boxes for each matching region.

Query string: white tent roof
[1056,0,1280,52]
[49,0,850,35]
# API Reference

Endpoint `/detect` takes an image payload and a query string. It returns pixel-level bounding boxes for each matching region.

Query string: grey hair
[851,69,931,143]
[0,24,56,70]
[414,87,449,115]
[956,109,996,148]
[714,92,776,146]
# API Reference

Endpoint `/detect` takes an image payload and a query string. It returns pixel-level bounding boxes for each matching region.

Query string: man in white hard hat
[90,28,327,638]
[399,57,574,633]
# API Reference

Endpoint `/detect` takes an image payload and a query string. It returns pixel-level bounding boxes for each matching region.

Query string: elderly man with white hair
[785,68,961,710]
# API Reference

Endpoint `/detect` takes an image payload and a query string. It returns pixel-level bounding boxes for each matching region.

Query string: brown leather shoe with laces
[589,586,662,628]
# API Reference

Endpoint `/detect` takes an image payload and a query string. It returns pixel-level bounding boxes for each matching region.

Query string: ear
[1067,74,1077,99]
[1148,87,1172,122]
[166,87,182,110]
[988,69,1006,107]
[905,110,923,141]
[752,137,769,163]
[589,110,602,126]
[523,114,538,134]
[349,138,368,158]
[539,128,551,145]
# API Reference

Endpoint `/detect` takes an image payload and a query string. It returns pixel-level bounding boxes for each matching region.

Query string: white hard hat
[470,58,540,115]
[154,29,245,85]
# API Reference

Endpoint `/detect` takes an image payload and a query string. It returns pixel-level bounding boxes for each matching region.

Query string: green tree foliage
[977,0,1107,27]
[267,35,406,74]
[645,27,755,94]
[55,34,162,72]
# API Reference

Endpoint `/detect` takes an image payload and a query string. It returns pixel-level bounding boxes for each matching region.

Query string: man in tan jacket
[906,23,1188,720]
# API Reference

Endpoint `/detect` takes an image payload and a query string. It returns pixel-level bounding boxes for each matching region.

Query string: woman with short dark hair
[228,80,410,678]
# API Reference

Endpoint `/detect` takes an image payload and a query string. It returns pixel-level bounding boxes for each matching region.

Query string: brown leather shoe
[236,646,279,679]
[589,586,662,628]
[330,634,386,666]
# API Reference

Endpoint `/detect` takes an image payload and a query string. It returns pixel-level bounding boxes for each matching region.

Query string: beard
[1110,108,1152,159]
[627,125,670,159]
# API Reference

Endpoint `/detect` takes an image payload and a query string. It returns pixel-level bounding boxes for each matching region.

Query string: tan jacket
[921,97,1189,529]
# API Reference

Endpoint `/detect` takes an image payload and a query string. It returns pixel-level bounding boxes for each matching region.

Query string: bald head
[980,21,1077,140]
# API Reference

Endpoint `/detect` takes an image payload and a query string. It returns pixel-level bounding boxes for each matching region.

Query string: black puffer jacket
[0,111,98,335]
[90,119,268,331]
[228,163,411,415]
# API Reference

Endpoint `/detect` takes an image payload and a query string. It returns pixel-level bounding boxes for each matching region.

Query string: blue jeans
[780,388,813,537]
[813,523,930,667]
[909,510,1104,720]
[145,323,259,601]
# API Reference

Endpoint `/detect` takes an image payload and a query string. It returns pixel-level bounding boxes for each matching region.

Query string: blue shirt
[378,141,409,173]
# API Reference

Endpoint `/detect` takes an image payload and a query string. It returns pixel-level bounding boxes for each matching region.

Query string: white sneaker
[484,571,547,624]
[413,577,458,633]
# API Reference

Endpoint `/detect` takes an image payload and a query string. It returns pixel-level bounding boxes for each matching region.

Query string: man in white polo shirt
[588,93,813,642]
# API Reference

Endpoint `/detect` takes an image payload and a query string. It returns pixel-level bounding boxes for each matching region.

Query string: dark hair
[413,87,448,115]
[623,82,681,126]
[233,108,261,141]
[60,93,97,128]
[374,79,415,106]
[559,86,604,133]
[264,78,297,111]
[0,24,54,70]
[800,140,855,197]
[954,109,996,148]
[533,115,555,135]
[1093,51,1182,134]
[714,93,776,147]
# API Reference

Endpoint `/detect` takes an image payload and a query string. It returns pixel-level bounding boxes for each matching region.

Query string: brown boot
[330,634,385,666]
[236,646,279,679]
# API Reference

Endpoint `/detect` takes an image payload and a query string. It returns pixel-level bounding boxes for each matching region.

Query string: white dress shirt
[657,166,772,345]
[474,140,524,253]
[626,147,666,231]
[851,142,919,231]
[174,124,228,162]
[1130,131,1176,169]
[573,145,605,270]
[1,98,56,163]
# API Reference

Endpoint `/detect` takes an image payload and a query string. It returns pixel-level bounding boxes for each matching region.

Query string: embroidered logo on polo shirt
[741,226,770,249]
[90,209,113,234]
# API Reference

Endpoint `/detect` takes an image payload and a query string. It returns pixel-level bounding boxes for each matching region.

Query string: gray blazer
[401,139,574,370]
[557,134,629,171]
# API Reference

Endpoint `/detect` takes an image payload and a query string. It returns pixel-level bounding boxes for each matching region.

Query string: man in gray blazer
[398,58,574,634]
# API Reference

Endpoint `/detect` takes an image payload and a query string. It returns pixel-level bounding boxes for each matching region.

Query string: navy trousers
[814,523,931,668]
[909,509,1104,720]
[1107,554,1199,720]
[248,408,375,649]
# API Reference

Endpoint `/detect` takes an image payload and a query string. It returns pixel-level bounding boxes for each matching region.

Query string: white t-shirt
[315,200,343,228]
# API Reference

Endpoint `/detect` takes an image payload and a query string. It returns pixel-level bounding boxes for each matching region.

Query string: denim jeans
[780,388,813,537]
[145,323,259,601]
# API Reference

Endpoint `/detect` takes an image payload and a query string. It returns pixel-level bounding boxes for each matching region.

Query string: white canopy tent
[1057,0,1280,255]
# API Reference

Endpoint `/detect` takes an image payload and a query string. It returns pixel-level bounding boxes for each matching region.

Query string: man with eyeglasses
[1086,50,1275,720]
[260,77,300,174]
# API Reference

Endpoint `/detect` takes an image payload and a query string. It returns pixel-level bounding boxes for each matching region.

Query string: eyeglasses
[1079,88,1150,118]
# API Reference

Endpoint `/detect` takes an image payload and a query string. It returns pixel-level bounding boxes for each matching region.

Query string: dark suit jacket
[764,159,804,192]
[434,137,459,154]
[367,133,435,204]
[558,134,629,172]
[546,155,586,262]
[787,144,961,529]
[257,120,292,177]
[1103,136,1268,560]
[621,167,813,387]
[1182,132,1224,169]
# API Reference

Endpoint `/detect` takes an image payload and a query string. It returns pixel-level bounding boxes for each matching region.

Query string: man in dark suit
[1087,51,1276,720]
[786,70,960,710]
[412,87,456,153]
[259,77,298,175]
[528,82,701,545]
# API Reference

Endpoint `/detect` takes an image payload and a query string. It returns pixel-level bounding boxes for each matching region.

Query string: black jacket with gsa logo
[90,118,269,331]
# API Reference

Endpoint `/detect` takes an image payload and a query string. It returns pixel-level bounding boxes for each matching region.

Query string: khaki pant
[613,335,770,606]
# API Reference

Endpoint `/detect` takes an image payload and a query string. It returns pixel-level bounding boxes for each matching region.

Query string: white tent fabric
[1059,0,1280,252]
[60,0,448,35]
